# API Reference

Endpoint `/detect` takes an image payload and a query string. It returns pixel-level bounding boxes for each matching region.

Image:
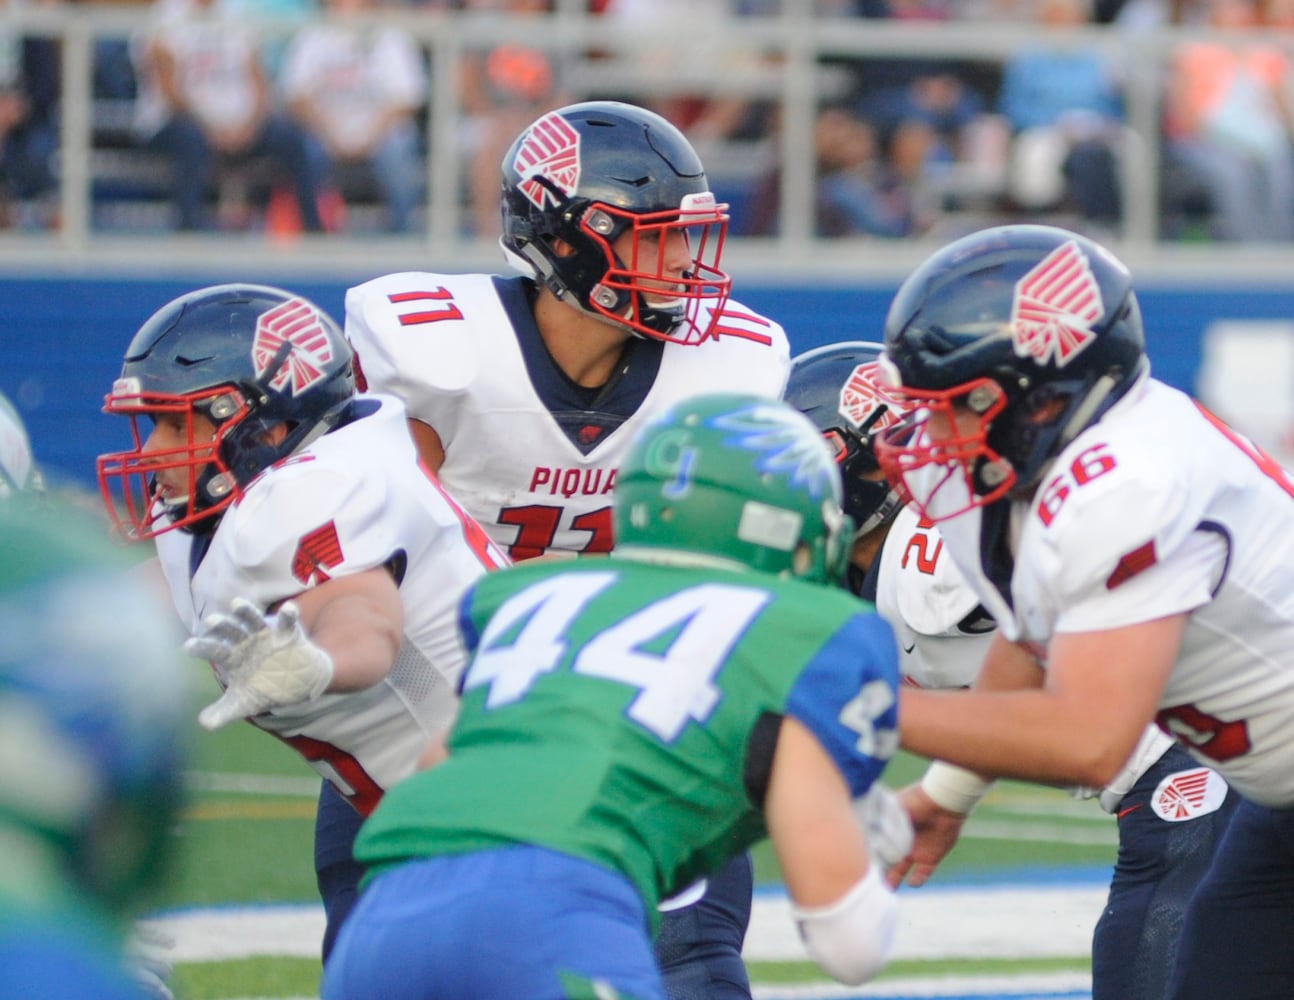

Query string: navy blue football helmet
[875,225,1147,520]
[500,100,732,345]
[98,283,355,539]
[783,341,910,538]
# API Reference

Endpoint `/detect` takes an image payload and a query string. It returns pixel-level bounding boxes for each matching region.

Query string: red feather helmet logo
[513,111,581,210]
[839,360,907,433]
[252,298,334,396]
[1010,240,1103,368]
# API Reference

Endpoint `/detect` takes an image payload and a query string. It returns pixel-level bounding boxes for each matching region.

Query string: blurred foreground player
[0,496,189,999]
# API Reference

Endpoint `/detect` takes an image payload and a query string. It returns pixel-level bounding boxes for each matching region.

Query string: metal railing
[4,4,1293,284]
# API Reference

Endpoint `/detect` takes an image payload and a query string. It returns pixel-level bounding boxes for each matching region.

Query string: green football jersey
[355,556,899,924]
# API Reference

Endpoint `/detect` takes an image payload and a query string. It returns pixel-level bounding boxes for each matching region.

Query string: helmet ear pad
[539,207,636,319]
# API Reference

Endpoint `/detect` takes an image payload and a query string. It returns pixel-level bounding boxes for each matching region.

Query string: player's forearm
[898,687,1132,788]
[307,602,402,692]
[289,569,404,692]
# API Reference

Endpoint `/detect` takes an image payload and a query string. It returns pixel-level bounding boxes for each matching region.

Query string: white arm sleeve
[792,864,898,986]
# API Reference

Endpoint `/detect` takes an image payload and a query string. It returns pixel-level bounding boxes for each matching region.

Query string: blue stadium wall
[2,274,1290,492]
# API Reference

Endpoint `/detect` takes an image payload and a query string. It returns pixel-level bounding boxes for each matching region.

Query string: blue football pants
[321,845,664,1000]
[314,780,755,996]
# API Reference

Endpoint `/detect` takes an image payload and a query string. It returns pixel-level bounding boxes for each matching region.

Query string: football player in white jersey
[344,101,790,1000]
[97,283,507,962]
[872,224,1294,999]
[786,339,1238,1000]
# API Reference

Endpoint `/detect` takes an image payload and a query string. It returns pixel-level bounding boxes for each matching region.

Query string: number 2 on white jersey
[465,572,771,741]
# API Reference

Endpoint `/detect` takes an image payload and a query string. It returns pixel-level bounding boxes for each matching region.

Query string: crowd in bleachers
[5,0,1294,241]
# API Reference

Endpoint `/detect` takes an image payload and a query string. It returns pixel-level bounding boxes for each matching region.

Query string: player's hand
[124,922,175,1000]
[884,781,968,890]
[185,598,334,730]
[852,782,915,870]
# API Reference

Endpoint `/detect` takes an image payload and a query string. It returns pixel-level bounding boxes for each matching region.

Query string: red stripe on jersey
[711,323,773,346]
[276,732,384,815]
[1106,539,1156,589]
[419,460,508,571]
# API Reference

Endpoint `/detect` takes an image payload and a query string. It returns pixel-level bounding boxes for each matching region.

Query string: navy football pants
[1167,795,1294,999]
[1092,744,1238,1000]
[314,780,366,962]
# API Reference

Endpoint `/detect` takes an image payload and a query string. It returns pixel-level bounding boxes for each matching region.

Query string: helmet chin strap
[1057,372,1119,451]
[853,489,904,539]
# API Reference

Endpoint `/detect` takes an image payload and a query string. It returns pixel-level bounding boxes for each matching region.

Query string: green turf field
[153,700,1115,1000]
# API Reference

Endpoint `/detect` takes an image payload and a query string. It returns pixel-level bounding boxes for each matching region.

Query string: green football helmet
[614,393,852,584]
[0,496,189,913]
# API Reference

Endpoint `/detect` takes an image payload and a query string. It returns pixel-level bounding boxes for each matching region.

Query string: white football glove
[124,922,175,1000]
[852,783,915,870]
[185,597,334,730]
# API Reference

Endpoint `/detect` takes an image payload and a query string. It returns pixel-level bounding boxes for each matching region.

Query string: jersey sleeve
[214,458,410,609]
[710,297,791,396]
[784,612,900,798]
[1050,525,1227,634]
[343,272,482,413]
[877,506,982,637]
[1029,442,1225,634]
[876,506,996,689]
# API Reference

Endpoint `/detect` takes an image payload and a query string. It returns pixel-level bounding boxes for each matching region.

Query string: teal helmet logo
[615,393,853,584]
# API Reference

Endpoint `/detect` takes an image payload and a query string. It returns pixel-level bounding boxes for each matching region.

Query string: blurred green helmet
[0,496,189,912]
[614,393,852,584]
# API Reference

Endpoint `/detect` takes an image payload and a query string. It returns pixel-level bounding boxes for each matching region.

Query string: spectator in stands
[0,0,61,229]
[459,0,569,239]
[281,0,427,234]
[590,0,779,228]
[223,0,317,78]
[812,104,917,237]
[832,0,1006,225]
[996,0,1125,230]
[1161,0,1294,241]
[131,0,326,232]
[595,0,776,145]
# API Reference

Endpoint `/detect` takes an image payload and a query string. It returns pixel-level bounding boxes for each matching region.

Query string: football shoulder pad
[345,271,497,396]
[879,506,982,638]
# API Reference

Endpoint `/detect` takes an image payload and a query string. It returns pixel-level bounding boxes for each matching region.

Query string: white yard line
[144,882,1106,965]
[753,974,1092,999]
